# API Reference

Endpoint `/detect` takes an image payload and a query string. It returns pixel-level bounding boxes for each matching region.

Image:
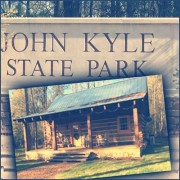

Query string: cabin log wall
[54,114,140,148]
[91,116,135,146]
[55,123,72,148]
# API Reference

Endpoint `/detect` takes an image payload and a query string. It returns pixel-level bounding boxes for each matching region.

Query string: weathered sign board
[1,18,179,93]
[1,18,179,179]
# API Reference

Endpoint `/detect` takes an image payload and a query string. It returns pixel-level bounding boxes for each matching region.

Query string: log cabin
[14,77,151,158]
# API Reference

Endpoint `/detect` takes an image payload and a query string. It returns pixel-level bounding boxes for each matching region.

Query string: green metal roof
[15,77,147,121]
[48,77,147,113]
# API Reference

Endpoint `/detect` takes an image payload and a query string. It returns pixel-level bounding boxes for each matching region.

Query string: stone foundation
[25,145,141,161]
[91,146,141,159]
[25,150,57,161]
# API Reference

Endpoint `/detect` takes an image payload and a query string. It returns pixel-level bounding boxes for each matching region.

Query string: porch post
[23,122,30,151]
[70,124,73,145]
[133,100,139,146]
[43,121,47,149]
[52,120,57,150]
[87,113,93,148]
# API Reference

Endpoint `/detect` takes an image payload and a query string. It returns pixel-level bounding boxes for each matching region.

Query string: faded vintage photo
[1,1,179,179]
[9,75,171,179]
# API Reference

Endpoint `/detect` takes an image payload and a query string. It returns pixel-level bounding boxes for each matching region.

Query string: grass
[15,148,46,171]
[55,145,171,179]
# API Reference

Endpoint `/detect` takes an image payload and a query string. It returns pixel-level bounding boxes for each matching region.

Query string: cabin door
[71,123,81,147]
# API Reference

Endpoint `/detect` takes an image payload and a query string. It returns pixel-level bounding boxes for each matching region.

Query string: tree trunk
[25,89,29,115]
[63,0,73,17]
[42,87,48,148]
[8,0,11,9]
[30,88,38,149]
[111,0,116,17]
[152,0,155,17]
[153,85,156,136]
[74,0,81,17]
[174,0,180,17]
[43,87,47,110]
[126,0,134,17]
[89,0,93,17]
[24,89,32,150]
[54,0,60,17]
[26,0,30,17]
[116,0,121,17]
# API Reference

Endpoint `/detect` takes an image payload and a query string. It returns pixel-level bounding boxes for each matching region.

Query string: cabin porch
[25,144,141,162]
[18,98,149,159]
[14,77,150,161]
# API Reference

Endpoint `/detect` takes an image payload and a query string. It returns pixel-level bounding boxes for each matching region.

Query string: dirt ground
[17,162,80,179]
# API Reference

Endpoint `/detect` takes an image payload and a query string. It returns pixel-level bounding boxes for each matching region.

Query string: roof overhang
[14,92,147,123]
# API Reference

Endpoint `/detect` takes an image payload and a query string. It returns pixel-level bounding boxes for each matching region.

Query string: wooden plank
[81,127,88,130]
[92,117,116,122]
[169,135,179,149]
[92,136,135,144]
[167,117,179,125]
[109,132,135,137]
[92,125,117,131]
[92,132,134,138]
[1,96,10,103]
[92,133,135,138]
[170,149,179,162]
[1,95,17,179]
[165,97,179,110]
[91,129,134,134]
[1,102,10,112]
[91,117,116,123]
[81,130,88,134]
[171,161,179,171]
[168,124,179,132]
[92,121,117,127]
[166,110,179,117]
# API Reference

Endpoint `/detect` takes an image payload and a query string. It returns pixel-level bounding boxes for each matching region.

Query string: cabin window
[117,116,131,134]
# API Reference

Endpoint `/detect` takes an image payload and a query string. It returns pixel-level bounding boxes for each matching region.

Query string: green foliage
[10,88,47,149]
[48,85,64,104]
[1,7,18,17]
[55,145,171,179]
[13,121,24,148]
[15,148,45,171]
[15,145,171,178]
[146,75,167,137]
[1,1,26,17]
[10,89,26,148]
[1,0,179,18]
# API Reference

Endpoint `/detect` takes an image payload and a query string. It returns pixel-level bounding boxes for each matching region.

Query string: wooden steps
[48,152,88,162]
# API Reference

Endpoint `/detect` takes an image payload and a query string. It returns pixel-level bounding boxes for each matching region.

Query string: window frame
[117,116,131,134]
